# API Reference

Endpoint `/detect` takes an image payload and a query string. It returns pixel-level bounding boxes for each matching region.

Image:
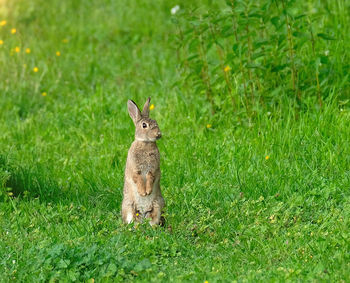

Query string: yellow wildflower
[33,67,39,72]
[62,38,68,43]
[0,20,7,26]
[224,65,231,72]
[25,48,31,54]
[265,155,270,160]
[206,124,212,129]
[205,281,209,283]
[56,51,61,56]
[42,92,47,97]
[149,104,155,110]
[15,46,20,53]
[136,213,139,216]
[269,215,276,223]
[0,40,3,45]
[11,28,16,34]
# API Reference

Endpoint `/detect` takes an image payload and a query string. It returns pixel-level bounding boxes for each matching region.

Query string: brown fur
[121,98,164,225]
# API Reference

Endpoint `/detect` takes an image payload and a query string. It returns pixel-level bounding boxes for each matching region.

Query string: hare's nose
[156,132,162,139]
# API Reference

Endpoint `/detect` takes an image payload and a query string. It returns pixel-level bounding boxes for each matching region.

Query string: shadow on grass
[0,154,77,204]
[0,154,122,209]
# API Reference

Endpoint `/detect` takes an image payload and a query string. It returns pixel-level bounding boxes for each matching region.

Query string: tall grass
[173,0,350,114]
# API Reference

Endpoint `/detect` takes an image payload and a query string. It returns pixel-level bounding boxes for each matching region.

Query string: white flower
[325,50,329,56]
[171,5,180,15]
[12,260,16,264]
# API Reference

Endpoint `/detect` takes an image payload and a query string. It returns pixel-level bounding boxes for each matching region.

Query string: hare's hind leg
[149,203,164,226]
[149,196,165,226]
[122,200,135,224]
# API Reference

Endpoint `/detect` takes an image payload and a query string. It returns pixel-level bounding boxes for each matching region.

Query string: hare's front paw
[145,172,155,195]
[133,172,147,196]
[137,184,147,196]
[146,184,152,195]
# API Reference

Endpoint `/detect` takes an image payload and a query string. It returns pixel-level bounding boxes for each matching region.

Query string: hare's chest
[134,150,159,173]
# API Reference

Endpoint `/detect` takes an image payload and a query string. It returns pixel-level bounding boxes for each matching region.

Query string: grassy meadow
[0,0,350,281]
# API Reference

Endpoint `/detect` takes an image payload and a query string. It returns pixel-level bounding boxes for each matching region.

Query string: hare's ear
[141,97,151,117]
[127,100,141,125]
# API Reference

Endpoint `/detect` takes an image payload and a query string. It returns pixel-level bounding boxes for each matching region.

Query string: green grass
[0,0,350,281]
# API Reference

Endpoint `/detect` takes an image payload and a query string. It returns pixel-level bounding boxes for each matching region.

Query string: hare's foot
[122,202,135,224]
[149,205,162,226]
[146,172,155,195]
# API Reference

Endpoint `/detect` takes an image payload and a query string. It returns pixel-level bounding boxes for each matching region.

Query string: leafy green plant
[173,0,350,114]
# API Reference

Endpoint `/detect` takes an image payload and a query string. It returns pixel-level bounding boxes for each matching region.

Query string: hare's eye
[142,123,147,128]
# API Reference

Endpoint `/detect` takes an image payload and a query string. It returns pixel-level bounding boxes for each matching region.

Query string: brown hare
[121,97,165,225]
